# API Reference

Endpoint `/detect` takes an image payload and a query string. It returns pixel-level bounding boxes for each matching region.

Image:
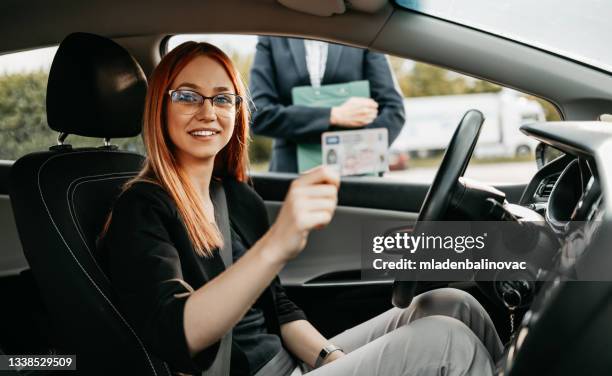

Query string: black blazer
[97,178,305,374]
[249,36,406,172]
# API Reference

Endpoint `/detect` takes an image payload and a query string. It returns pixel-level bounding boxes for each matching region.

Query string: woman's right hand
[263,166,340,263]
[183,166,338,355]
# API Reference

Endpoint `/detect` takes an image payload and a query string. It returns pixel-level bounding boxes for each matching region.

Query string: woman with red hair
[98,42,500,376]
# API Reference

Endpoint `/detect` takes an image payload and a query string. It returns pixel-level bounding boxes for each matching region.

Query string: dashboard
[523,154,601,224]
[519,123,607,272]
[499,121,612,375]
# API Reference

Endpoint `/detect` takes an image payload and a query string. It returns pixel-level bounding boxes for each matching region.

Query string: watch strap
[314,344,343,369]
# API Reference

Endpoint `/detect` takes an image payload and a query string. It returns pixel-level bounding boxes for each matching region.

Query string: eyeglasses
[168,89,242,117]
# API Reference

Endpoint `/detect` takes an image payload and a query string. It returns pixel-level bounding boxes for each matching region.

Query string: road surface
[385,161,537,184]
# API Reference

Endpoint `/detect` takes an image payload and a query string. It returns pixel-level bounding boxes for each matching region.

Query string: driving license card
[321,128,388,176]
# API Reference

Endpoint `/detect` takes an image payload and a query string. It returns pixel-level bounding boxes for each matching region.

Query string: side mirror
[535,142,564,169]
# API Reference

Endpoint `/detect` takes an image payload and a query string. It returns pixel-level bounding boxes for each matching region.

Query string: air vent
[538,181,555,197]
[536,173,560,199]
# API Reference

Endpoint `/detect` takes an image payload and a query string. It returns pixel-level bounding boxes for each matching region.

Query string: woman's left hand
[321,350,346,367]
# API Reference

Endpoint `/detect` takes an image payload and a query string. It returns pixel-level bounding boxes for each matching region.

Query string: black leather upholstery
[47,32,147,138]
[9,33,170,375]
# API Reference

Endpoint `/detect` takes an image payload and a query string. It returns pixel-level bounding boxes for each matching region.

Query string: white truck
[390,89,545,158]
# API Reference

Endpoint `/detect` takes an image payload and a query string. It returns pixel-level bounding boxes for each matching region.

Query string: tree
[388,56,501,98]
[225,46,272,166]
[0,71,55,159]
[0,70,145,160]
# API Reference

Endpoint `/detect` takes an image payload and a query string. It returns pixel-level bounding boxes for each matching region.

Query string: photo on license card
[321,128,388,176]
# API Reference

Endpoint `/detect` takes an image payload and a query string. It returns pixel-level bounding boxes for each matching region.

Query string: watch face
[316,344,342,368]
[317,345,342,362]
[316,345,336,368]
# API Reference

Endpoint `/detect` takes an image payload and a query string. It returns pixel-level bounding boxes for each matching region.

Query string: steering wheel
[392,109,485,308]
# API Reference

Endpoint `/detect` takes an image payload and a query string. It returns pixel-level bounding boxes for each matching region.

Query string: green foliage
[224,48,271,166]
[0,71,54,159]
[388,57,502,98]
[530,97,562,121]
[248,135,273,164]
[226,49,254,87]
[388,56,560,121]
[0,70,145,160]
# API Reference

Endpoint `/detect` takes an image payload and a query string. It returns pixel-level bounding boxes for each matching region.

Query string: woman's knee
[410,287,484,319]
[396,316,494,375]
[386,288,477,328]
[407,288,504,363]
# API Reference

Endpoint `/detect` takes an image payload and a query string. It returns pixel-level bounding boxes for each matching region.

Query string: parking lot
[386,161,537,184]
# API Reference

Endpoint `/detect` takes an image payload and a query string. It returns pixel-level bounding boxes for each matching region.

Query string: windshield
[396,0,612,73]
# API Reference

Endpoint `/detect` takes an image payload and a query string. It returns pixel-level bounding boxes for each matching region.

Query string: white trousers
[257,288,503,376]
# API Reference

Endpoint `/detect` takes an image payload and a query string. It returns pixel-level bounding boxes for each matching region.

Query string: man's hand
[330,97,378,128]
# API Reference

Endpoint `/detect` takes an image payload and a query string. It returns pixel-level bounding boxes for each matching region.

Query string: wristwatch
[314,344,343,369]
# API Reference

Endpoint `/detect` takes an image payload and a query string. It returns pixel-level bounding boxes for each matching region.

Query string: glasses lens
[213,94,241,117]
[213,94,234,108]
[171,90,203,115]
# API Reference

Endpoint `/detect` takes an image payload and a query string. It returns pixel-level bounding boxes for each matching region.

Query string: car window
[387,56,561,184]
[166,34,560,184]
[0,46,145,161]
[395,0,612,74]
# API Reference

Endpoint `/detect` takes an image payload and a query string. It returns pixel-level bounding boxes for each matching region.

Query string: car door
[251,173,527,338]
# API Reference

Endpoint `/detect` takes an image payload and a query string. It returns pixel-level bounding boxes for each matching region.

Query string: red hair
[101,41,251,257]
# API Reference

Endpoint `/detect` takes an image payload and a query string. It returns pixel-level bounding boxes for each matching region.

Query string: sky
[167,34,258,54]
[0,46,58,75]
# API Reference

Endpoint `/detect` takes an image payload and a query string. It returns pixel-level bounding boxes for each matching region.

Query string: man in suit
[249,36,406,173]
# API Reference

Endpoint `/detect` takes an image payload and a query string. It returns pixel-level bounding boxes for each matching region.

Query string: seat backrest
[9,32,170,376]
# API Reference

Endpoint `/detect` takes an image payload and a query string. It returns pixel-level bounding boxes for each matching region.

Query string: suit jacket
[97,178,305,374]
[249,36,406,172]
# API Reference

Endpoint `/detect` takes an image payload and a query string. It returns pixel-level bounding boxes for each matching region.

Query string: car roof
[2,0,611,121]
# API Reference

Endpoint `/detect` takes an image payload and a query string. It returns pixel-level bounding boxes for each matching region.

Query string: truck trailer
[391,89,545,158]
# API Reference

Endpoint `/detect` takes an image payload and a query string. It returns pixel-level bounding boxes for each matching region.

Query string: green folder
[292,80,370,173]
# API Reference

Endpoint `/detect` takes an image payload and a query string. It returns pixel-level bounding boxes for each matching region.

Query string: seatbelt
[203,179,233,376]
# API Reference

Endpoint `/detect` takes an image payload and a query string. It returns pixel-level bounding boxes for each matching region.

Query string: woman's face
[166,55,236,166]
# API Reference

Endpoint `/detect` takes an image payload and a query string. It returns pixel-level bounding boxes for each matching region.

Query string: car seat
[8,32,171,375]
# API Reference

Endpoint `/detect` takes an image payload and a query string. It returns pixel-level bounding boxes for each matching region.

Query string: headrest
[46,32,147,139]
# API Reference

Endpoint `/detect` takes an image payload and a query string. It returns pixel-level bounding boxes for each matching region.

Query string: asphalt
[385,161,537,185]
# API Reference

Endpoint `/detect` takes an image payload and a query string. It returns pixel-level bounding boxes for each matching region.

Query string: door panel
[252,173,526,211]
[253,173,528,289]
[252,173,430,212]
[252,173,527,338]
[0,195,27,277]
[0,161,12,195]
[264,203,418,286]
[0,161,27,277]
